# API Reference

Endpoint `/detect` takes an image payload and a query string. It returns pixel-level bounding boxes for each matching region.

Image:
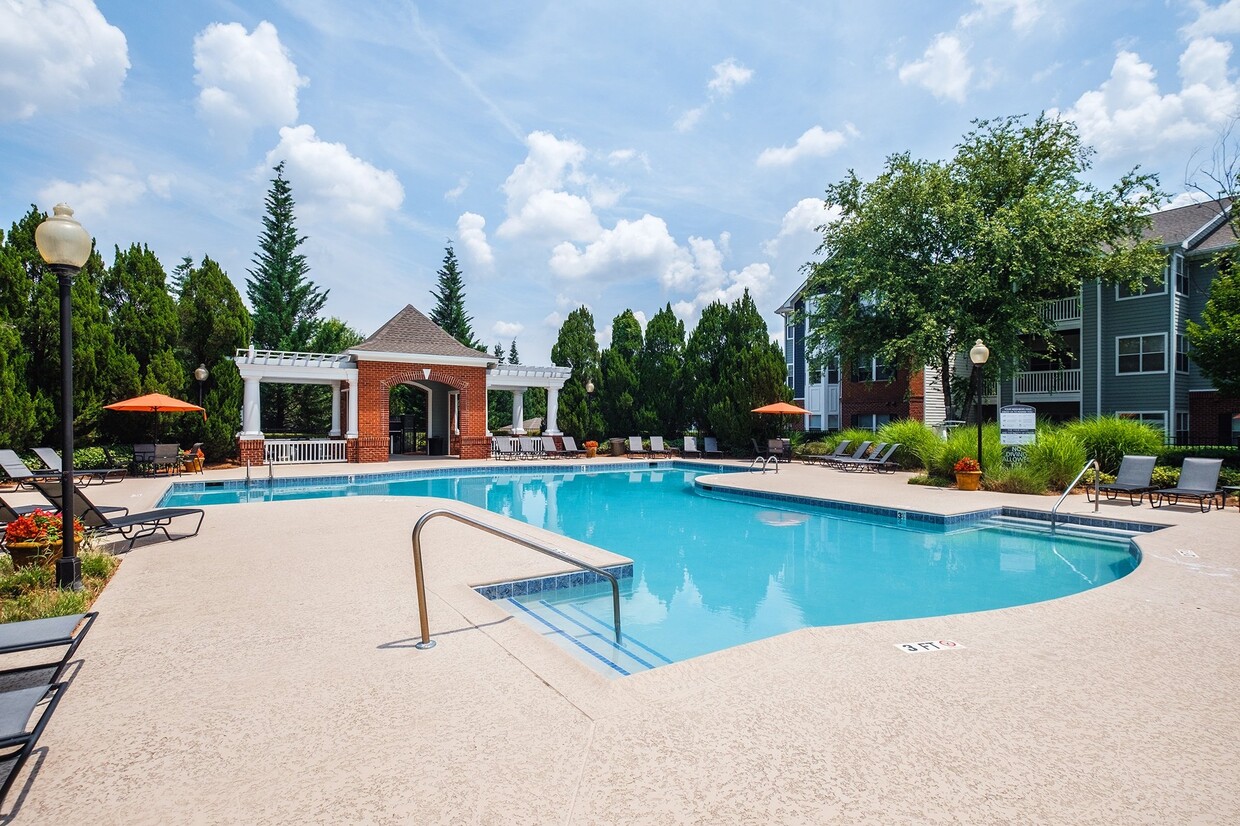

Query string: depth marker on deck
[896,640,964,653]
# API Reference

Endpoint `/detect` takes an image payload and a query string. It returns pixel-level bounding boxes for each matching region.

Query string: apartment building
[777,198,1239,445]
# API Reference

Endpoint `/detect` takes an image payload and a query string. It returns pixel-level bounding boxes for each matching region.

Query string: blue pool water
[162,466,1141,675]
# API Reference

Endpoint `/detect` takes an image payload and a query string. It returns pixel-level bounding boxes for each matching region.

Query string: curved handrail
[410,507,623,649]
[748,455,779,474]
[1051,458,1099,531]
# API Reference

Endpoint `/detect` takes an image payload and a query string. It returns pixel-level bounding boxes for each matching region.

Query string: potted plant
[584,440,598,458]
[953,456,983,491]
[3,509,85,568]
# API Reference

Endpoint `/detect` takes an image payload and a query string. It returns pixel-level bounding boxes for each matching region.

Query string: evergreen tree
[550,307,602,440]
[103,243,183,396]
[168,255,192,300]
[246,162,328,430]
[599,310,642,437]
[429,243,483,350]
[0,226,44,447]
[636,304,686,434]
[508,339,520,364]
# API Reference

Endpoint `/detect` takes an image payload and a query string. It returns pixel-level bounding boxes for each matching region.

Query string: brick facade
[354,360,490,461]
[1188,390,1240,445]
[238,439,265,466]
[840,369,923,427]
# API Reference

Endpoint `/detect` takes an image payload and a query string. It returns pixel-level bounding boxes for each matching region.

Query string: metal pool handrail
[410,507,623,649]
[1051,458,1099,531]
[748,455,779,473]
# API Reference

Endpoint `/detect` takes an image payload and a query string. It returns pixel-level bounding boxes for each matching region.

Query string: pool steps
[505,598,668,677]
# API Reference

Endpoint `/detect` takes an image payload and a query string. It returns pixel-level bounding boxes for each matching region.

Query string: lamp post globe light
[584,379,595,441]
[194,363,209,406]
[969,338,990,475]
[34,204,93,591]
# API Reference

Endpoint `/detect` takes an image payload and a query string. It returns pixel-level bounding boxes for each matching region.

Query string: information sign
[1000,404,1037,446]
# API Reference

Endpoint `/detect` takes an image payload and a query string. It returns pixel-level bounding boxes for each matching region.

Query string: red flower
[953,457,981,473]
[4,509,83,543]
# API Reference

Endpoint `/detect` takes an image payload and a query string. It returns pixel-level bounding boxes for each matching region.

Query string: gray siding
[1098,277,1171,414]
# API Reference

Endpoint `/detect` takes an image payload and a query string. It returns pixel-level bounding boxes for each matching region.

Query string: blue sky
[3,0,1238,363]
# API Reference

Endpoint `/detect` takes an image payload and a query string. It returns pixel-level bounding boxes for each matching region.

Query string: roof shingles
[350,304,492,361]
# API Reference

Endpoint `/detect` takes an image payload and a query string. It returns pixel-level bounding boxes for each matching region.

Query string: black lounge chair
[801,439,851,466]
[648,436,673,458]
[1087,455,1158,506]
[1151,458,1225,512]
[680,436,702,458]
[0,450,60,491]
[32,447,127,486]
[839,442,901,473]
[0,612,97,684]
[1,494,127,528]
[32,481,203,550]
[702,437,724,458]
[626,437,649,458]
[0,682,67,806]
[559,436,585,458]
[539,436,566,459]
[826,440,872,467]
[835,442,887,471]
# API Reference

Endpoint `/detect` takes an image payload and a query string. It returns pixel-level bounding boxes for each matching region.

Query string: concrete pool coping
[2,457,1237,823]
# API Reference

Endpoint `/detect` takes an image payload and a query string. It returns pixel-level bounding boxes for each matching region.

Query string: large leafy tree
[599,309,642,436]
[550,306,602,440]
[805,114,1165,417]
[246,162,328,430]
[429,242,483,350]
[103,243,183,397]
[636,303,685,435]
[1187,259,1240,395]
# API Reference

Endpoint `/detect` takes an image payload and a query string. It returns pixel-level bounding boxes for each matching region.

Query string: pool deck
[3,457,1238,824]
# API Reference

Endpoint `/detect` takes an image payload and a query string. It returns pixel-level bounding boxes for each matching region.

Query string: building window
[786,362,794,389]
[1176,334,1190,373]
[874,361,895,382]
[1116,334,1166,374]
[1117,271,1166,300]
[786,323,795,340]
[851,413,892,431]
[851,358,895,383]
[827,414,839,431]
[1176,412,1190,445]
[1118,411,1167,432]
[808,414,822,430]
[808,366,822,384]
[1173,256,1189,296]
[826,361,840,385]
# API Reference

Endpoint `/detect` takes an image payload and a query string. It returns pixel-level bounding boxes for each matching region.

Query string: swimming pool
[163,464,1145,675]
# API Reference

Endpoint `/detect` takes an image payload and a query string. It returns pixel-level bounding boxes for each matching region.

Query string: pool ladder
[243,460,274,487]
[409,508,623,650]
[1050,458,1099,532]
[748,455,779,473]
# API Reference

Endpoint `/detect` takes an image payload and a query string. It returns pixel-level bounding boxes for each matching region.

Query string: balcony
[1039,296,1081,328]
[1014,368,1081,398]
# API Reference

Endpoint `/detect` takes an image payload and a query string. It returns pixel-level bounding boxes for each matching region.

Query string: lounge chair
[517,436,540,459]
[1086,455,1158,506]
[626,436,649,458]
[0,682,68,806]
[0,450,60,491]
[839,442,901,473]
[492,437,519,460]
[681,436,702,458]
[33,447,127,485]
[1,495,127,533]
[539,436,565,458]
[834,442,887,471]
[0,612,97,683]
[702,437,723,458]
[1151,458,1225,512]
[32,481,204,550]
[826,440,873,467]
[648,436,672,458]
[559,436,585,458]
[803,440,852,466]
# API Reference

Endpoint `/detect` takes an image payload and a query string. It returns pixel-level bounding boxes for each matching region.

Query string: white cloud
[674,106,705,133]
[194,21,307,141]
[493,320,524,338]
[37,164,171,220]
[456,212,493,269]
[1183,0,1240,38]
[961,0,1045,32]
[549,214,684,281]
[501,131,587,212]
[1054,38,1240,156]
[899,34,972,102]
[498,189,601,241]
[1164,190,1213,209]
[266,125,404,230]
[707,58,754,97]
[763,198,830,255]
[607,148,648,168]
[757,124,858,167]
[444,177,469,200]
[542,311,563,328]
[0,0,128,121]
[496,132,606,240]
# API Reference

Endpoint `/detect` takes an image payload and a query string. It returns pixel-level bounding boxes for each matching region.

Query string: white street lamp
[969,339,990,474]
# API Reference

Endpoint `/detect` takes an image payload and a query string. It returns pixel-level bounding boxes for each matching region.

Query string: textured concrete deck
[2,458,1237,824]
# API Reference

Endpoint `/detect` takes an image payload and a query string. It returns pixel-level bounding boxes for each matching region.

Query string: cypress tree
[550,307,602,440]
[429,243,483,350]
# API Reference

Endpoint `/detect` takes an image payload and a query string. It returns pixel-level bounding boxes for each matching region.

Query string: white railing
[1014,368,1081,395]
[1039,296,1081,325]
[264,439,348,464]
[235,349,353,368]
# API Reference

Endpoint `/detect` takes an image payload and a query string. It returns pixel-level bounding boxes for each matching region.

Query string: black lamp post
[194,363,209,406]
[969,338,990,475]
[585,379,595,441]
[35,204,92,591]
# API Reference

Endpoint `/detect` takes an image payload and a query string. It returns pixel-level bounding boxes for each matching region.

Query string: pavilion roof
[349,304,492,362]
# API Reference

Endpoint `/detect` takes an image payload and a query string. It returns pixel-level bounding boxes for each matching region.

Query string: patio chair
[559,436,585,457]
[702,437,724,458]
[0,612,97,684]
[834,442,888,471]
[0,682,68,806]
[539,436,565,458]
[1086,455,1158,506]
[517,436,540,459]
[32,447,127,486]
[492,437,519,460]
[826,440,873,467]
[681,436,702,458]
[1151,458,1225,512]
[0,450,60,491]
[840,442,901,473]
[804,440,852,466]
[131,443,157,476]
[1,493,127,526]
[152,443,183,475]
[32,481,204,550]
[649,436,672,457]
[626,436,649,458]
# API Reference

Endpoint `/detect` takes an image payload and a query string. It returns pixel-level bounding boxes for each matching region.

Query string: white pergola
[486,364,572,435]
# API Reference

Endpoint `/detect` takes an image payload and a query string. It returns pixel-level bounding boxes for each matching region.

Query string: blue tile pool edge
[473,563,635,600]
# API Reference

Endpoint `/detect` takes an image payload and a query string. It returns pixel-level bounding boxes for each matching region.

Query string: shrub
[1024,430,1088,491]
[797,440,831,456]
[831,428,879,453]
[982,465,1047,494]
[876,418,943,470]
[933,422,1003,478]
[1082,468,1116,485]
[1150,466,1180,488]
[1157,445,1240,470]
[1060,416,1164,474]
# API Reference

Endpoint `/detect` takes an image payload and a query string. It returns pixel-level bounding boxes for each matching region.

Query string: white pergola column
[330,382,342,437]
[510,389,526,435]
[346,382,359,439]
[545,386,560,435]
[241,377,263,437]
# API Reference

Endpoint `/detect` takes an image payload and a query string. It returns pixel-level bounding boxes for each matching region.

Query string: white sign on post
[1000,404,1037,446]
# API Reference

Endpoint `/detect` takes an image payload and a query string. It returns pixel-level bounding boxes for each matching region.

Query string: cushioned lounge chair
[559,436,585,457]
[32,481,204,550]
[702,437,723,458]
[0,612,97,684]
[0,450,60,491]
[681,436,702,458]
[1086,455,1158,506]
[0,682,67,806]
[827,440,873,467]
[627,436,649,458]
[1151,458,1225,512]
[648,436,672,457]
[32,447,127,486]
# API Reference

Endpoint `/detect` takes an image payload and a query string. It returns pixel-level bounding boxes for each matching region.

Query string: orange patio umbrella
[751,401,812,415]
[105,392,206,440]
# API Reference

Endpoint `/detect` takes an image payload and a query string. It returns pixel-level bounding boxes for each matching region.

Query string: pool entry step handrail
[1051,458,1099,531]
[748,455,779,473]
[410,507,623,650]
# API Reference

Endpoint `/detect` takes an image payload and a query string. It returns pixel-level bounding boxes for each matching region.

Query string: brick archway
[353,360,490,460]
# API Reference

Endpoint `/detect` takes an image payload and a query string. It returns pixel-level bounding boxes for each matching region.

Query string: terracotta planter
[585,447,597,458]
[955,471,983,491]
[3,534,82,569]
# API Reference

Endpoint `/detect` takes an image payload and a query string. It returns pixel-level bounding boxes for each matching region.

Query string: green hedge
[1156,445,1240,469]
